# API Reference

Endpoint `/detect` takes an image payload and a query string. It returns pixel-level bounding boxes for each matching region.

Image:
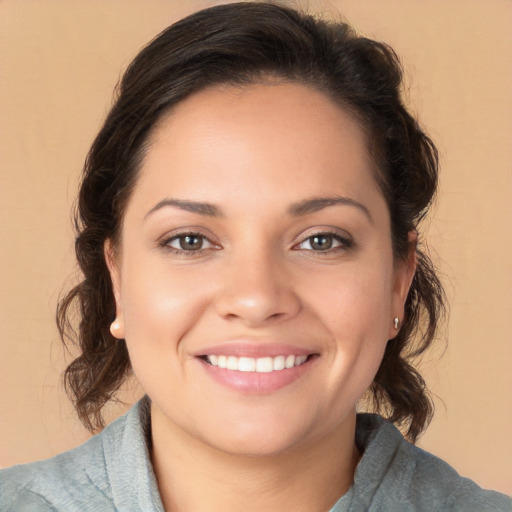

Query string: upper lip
[195,341,316,358]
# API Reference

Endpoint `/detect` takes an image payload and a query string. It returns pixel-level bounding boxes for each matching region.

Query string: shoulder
[403,438,510,511]
[0,402,142,512]
[1,427,114,512]
[350,414,512,511]
[407,443,510,510]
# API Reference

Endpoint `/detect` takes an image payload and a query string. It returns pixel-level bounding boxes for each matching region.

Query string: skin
[106,82,416,512]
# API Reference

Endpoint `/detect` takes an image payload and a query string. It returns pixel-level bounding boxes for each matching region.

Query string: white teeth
[226,356,238,370]
[256,357,273,372]
[238,357,256,372]
[206,354,309,372]
[273,355,285,371]
[295,355,307,366]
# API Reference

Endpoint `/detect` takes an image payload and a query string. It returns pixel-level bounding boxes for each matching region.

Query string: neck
[150,404,360,512]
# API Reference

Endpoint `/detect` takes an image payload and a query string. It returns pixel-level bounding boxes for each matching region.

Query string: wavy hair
[57,1,445,441]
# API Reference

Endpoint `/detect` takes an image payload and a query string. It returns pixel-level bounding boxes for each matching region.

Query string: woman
[1,2,510,510]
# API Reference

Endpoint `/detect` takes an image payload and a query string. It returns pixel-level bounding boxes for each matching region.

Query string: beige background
[1,0,511,494]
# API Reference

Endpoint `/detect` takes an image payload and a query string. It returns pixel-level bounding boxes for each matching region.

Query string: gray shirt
[1,397,510,511]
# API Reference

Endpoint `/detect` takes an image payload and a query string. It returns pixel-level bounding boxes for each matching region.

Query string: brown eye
[296,232,352,252]
[309,234,334,251]
[168,233,212,252]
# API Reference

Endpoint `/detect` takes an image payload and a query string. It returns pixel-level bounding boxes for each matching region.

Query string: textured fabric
[1,398,510,511]
[1,397,163,512]
[331,415,511,512]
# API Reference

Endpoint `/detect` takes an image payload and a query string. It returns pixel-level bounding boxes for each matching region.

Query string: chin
[206,428,310,458]
[195,407,342,459]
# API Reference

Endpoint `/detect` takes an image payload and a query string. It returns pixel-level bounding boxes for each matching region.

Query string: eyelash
[159,231,219,255]
[159,229,353,256]
[293,231,353,254]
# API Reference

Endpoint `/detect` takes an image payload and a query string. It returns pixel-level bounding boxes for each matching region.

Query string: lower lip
[198,357,316,394]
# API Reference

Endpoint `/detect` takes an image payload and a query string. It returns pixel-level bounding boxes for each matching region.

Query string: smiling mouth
[201,354,313,373]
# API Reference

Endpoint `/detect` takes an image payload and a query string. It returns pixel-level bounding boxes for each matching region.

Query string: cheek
[314,259,394,340]
[119,256,214,352]
[310,258,394,388]
[119,265,214,403]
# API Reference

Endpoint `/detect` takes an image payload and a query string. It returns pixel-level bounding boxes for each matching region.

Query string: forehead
[130,82,382,216]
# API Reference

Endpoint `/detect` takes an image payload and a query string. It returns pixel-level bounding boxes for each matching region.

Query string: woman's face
[107,82,414,456]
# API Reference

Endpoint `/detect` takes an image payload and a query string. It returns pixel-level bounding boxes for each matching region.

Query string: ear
[104,239,125,339]
[389,230,417,339]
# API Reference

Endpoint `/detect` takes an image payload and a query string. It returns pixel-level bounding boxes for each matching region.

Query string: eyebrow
[288,196,372,222]
[144,195,371,221]
[145,198,223,219]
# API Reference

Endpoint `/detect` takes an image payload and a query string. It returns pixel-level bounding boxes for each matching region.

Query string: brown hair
[57,1,445,441]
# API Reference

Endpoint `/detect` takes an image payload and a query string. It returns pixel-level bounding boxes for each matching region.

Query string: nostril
[215,281,302,327]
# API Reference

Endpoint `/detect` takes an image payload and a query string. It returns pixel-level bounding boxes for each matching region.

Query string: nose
[215,249,301,328]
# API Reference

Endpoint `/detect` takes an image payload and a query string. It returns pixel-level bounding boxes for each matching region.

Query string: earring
[110,319,121,337]
[394,317,400,330]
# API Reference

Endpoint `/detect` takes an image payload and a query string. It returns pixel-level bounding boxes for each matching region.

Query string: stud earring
[394,317,400,330]
[110,319,121,337]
